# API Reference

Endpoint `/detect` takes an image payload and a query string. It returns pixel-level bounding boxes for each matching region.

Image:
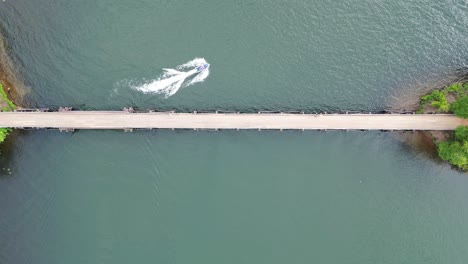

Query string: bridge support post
[59,107,72,112]
[59,128,74,132]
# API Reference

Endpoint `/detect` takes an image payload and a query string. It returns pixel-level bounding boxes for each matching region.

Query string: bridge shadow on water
[392,131,445,162]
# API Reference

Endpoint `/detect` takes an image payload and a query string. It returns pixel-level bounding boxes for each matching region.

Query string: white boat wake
[133,58,210,98]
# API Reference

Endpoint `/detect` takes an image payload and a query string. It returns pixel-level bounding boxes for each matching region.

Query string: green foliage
[0,84,14,145]
[438,140,468,171]
[0,83,15,111]
[455,126,468,142]
[418,82,468,115]
[447,83,463,93]
[416,83,468,171]
[450,96,468,118]
[421,90,443,103]
[437,125,468,171]
[421,90,449,112]
[0,128,10,144]
[431,97,449,112]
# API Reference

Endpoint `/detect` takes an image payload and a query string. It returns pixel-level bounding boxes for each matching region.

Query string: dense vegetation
[0,83,15,145]
[417,82,468,114]
[451,96,468,118]
[0,128,10,143]
[438,126,468,171]
[418,82,468,171]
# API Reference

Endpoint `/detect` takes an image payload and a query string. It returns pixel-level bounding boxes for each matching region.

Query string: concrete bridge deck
[0,111,467,130]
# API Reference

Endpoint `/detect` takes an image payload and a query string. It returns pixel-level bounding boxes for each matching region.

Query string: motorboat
[196,63,210,72]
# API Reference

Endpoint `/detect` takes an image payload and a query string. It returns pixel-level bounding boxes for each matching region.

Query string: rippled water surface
[1,1,468,263]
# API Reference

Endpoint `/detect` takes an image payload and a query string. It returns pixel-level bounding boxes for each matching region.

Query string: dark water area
[1,1,468,263]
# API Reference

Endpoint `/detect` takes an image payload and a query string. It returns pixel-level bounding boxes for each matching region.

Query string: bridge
[1,110,467,131]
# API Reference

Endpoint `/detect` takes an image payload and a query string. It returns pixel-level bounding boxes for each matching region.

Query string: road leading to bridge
[1,111,467,130]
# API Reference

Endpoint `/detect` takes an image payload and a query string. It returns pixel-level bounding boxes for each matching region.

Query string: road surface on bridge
[1,111,467,130]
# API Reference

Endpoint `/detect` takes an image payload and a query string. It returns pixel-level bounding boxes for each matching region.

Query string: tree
[451,96,468,118]
[438,141,468,170]
[455,126,468,141]
[0,128,9,144]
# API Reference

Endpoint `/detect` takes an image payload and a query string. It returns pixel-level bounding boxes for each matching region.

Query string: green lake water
[1,1,468,263]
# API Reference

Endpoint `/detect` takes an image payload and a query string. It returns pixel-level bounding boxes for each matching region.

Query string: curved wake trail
[133,58,210,98]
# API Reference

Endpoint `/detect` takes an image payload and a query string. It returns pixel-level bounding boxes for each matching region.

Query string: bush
[438,140,468,171]
[451,96,468,118]
[437,125,468,171]
[431,96,449,112]
[447,83,463,93]
[421,90,450,112]
[455,126,468,141]
[0,128,10,144]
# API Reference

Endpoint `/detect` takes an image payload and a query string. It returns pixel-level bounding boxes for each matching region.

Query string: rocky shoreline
[0,31,25,145]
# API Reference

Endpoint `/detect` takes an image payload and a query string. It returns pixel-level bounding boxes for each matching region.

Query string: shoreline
[0,30,25,146]
[0,30,24,107]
